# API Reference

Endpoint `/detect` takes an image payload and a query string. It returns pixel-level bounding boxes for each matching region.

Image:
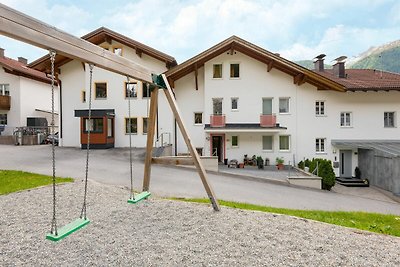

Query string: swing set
[0,3,220,242]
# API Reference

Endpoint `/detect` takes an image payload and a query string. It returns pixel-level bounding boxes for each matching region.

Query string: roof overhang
[28,27,177,73]
[331,139,400,157]
[165,36,346,92]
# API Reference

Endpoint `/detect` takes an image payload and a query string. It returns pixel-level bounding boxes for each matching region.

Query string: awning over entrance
[74,109,115,117]
[204,123,287,133]
[331,140,400,157]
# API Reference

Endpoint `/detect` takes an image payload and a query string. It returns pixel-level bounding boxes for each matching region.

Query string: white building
[29,27,177,148]
[164,36,400,194]
[0,48,58,138]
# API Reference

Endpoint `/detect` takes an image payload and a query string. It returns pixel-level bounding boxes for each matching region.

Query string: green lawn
[0,170,73,195]
[175,198,400,237]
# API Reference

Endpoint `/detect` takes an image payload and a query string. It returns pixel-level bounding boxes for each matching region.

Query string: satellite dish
[334,56,347,62]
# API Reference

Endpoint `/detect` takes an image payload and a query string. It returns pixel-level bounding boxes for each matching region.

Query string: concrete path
[1,145,400,215]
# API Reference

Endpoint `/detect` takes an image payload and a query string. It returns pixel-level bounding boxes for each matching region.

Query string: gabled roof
[29,27,177,73]
[314,69,400,92]
[164,36,346,92]
[0,56,53,84]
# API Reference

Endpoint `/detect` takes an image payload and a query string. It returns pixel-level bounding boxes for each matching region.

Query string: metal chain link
[127,76,135,200]
[49,50,58,236]
[81,63,94,220]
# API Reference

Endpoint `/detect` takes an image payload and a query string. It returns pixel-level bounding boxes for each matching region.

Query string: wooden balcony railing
[210,114,225,127]
[260,114,276,127]
[0,95,10,110]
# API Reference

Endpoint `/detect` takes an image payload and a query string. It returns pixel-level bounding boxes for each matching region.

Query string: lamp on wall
[332,149,337,154]
[205,136,210,141]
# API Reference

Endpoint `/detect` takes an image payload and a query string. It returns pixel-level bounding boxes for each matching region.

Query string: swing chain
[81,63,94,220]
[127,76,135,200]
[49,50,58,236]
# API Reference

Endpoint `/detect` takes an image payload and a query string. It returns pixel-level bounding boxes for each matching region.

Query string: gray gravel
[1,180,400,266]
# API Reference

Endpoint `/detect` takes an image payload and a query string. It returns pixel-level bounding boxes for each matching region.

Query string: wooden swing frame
[0,3,220,211]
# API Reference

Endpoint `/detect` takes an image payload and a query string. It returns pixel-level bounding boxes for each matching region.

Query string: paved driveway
[1,145,400,215]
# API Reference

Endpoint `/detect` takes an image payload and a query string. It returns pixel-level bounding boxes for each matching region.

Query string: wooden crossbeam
[0,3,153,83]
[267,60,274,72]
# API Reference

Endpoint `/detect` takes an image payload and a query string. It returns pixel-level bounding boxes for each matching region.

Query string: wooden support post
[161,74,220,211]
[142,87,159,192]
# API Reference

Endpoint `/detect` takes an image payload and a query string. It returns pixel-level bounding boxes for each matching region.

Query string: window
[143,117,148,134]
[316,101,325,116]
[95,82,107,99]
[212,98,223,114]
[196,148,203,156]
[82,91,86,103]
[384,112,395,128]
[107,118,113,137]
[125,82,137,98]
[232,136,238,147]
[279,98,289,113]
[125,118,138,134]
[340,112,352,127]
[316,138,326,153]
[194,112,203,124]
[262,136,273,150]
[142,83,150,98]
[213,64,222,78]
[0,84,10,96]
[84,118,103,133]
[231,98,238,110]
[279,136,290,151]
[113,47,122,56]
[0,114,7,125]
[230,63,240,78]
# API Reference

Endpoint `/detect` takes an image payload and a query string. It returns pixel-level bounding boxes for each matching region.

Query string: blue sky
[1,0,399,64]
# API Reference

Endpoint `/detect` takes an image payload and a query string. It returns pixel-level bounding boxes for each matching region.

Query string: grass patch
[0,170,73,195]
[173,198,400,237]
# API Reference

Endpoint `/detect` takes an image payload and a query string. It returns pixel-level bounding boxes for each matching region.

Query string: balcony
[260,114,276,127]
[0,95,10,110]
[210,114,225,127]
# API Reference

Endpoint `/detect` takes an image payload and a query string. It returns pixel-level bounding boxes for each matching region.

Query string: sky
[1,0,400,65]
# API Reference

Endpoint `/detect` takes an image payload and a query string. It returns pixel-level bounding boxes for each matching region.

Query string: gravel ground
[1,180,400,266]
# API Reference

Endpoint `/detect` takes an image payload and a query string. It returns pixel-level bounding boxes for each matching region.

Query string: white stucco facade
[172,50,400,177]
[0,66,58,135]
[58,40,173,148]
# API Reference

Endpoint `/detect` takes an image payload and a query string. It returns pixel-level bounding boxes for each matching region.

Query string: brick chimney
[0,48,4,58]
[18,57,28,65]
[333,56,347,78]
[313,54,326,72]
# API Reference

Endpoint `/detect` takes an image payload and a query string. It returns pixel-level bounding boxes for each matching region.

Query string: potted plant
[256,156,264,169]
[276,157,284,170]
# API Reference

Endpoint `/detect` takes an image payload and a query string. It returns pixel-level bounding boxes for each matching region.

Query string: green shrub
[301,158,336,190]
[298,160,305,170]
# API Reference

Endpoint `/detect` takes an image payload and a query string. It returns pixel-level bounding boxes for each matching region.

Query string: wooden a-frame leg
[142,87,159,192]
[161,74,220,211]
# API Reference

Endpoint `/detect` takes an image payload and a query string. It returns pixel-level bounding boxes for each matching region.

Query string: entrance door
[340,150,352,178]
[212,135,223,163]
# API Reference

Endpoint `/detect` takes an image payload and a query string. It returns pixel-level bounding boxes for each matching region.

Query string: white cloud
[279,24,400,62]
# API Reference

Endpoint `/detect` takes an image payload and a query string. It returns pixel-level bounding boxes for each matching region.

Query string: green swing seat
[46,218,90,242]
[127,191,151,204]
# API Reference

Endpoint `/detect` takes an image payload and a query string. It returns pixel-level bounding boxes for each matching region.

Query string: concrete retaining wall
[358,148,400,196]
[152,156,218,172]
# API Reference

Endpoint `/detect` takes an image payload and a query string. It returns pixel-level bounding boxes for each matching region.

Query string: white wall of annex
[0,68,20,133]
[19,77,58,127]
[174,67,206,154]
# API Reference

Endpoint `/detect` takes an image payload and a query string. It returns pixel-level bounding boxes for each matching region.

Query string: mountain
[348,40,400,73]
[295,60,331,70]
